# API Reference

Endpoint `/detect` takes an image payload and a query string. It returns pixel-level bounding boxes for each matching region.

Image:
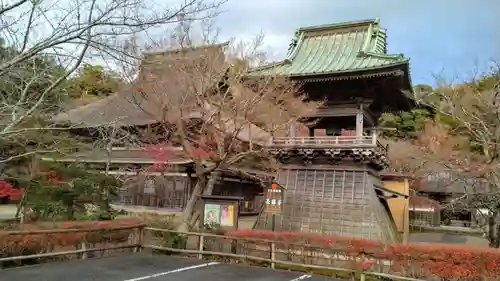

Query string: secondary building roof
[52,43,272,146]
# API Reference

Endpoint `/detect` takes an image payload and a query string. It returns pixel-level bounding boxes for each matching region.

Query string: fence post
[134,225,144,252]
[270,241,276,269]
[198,233,204,260]
[80,240,88,260]
[360,273,366,281]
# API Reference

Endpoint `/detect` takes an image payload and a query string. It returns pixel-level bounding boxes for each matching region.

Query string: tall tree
[0,0,225,166]
[400,69,500,247]
[133,22,320,231]
[68,64,122,98]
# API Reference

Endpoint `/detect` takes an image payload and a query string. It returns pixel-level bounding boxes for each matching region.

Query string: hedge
[228,229,500,280]
[0,219,142,260]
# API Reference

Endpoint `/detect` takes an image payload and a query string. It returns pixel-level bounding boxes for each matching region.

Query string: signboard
[220,204,235,226]
[204,203,221,225]
[264,182,284,214]
[203,203,236,227]
[200,195,243,230]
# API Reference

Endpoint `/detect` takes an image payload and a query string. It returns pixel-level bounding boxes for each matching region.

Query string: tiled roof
[248,19,409,77]
[52,87,159,127]
[41,147,193,165]
[52,43,272,146]
[53,43,230,128]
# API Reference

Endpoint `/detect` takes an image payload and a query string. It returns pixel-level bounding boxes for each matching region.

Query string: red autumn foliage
[228,229,500,280]
[142,142,216,169]
[0,219,142,258]
[0,180,24,200]
[44,170,65,183]
[189,147,214,159]
[143,143,173,163]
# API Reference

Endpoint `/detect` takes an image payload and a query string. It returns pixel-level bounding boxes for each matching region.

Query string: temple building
[250,19,415,243]
[46,43,270,215]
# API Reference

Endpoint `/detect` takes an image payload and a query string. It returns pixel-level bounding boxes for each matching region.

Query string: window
[174,178,186,191]
[144,179,155,194]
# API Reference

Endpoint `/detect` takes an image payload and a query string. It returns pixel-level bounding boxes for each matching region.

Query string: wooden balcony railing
[271,135,387,153]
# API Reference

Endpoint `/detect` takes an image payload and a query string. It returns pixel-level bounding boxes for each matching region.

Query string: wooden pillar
[356,111,364,137]
[433,209,441,226]
[471,210,478,229]
[403,178,410,244]
[371,129,377,145]
[289,121,296,138]
[248,124,253,151]
[309,127,315,137]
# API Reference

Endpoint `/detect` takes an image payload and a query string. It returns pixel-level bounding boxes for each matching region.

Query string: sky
[215,0,500,85]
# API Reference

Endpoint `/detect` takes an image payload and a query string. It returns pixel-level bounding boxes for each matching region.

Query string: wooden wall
[382,179,409,233]
[255,167,400,243]
[212,179,264,214]
[115,174,189,210]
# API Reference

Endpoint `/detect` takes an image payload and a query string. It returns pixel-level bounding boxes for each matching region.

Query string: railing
[142,228,425,281]
[0,224,145,264]
[2,226,427,281]
[271,135,388,152]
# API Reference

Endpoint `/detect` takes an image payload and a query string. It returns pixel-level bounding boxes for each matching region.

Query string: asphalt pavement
[1,254,342,281]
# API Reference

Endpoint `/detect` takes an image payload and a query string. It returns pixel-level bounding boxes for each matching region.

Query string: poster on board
[220,204,235,226]
[204,203,221,225]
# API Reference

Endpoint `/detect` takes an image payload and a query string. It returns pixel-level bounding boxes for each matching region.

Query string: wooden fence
[0,224,144,263]
[1,225,426,281]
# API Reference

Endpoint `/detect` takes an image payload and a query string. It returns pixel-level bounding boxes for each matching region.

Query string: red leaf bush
[0,219,142,259]
[228,229,500,280]
[0,180,24,200]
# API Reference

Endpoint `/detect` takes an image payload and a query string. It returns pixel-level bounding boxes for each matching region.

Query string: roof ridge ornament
[286,37,298,57]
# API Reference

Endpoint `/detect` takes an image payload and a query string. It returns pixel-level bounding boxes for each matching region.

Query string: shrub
[0,218,142,264]
[228,229,500,280]
[0,180,23,201]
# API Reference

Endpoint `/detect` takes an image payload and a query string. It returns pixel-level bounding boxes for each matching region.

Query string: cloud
[215,0,500,84]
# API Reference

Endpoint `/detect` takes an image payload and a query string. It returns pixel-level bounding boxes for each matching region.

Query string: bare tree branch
[127,20,321,231]
[0,0,225,165]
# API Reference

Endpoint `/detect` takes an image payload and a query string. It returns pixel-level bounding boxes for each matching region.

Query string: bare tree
[0,0,225,166]
[418,69,500,246]
[130,23,320,231]
[433,73,500,247]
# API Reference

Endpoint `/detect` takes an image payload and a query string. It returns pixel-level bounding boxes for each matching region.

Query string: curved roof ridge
[145,41,230,56]
[286,31,305,61]
[364,51,407,61]
[248,60,289,72]
[296,18,379,34]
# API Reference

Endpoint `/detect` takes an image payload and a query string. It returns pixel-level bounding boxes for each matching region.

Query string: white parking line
[122,262,220,281]
[289,274,312,281]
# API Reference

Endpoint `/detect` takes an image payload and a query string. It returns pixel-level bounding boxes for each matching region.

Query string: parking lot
[1,254,341,281]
